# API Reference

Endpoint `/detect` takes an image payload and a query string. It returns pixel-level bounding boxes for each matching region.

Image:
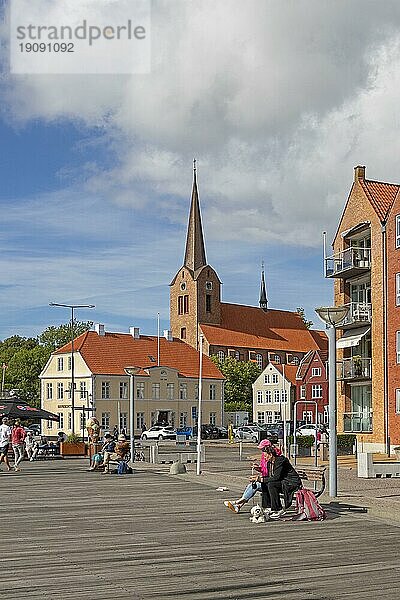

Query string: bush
[288,435,314,448]
[337,434,356,450]
[65,433,81,443]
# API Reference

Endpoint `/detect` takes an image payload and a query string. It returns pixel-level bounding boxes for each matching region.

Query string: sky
[1,0,400,340]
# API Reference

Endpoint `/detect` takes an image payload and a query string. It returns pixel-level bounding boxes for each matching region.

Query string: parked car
[216,426,228,439]
[140,426,176,441]
[234,425,262,443]
[192,424,219,439]
[296,424,329,441]
[176,426,193,438]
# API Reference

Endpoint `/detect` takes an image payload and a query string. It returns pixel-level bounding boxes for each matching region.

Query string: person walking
[0,417,12,471]
[11,419,26,471]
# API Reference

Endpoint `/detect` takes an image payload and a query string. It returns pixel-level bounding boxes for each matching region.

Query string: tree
[210,355,261,412]
[38,320,93,350]
[296,307,313,329]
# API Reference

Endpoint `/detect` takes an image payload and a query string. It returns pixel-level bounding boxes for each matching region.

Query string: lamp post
[124,367,140,465]
[315,305,349,497]
[196,335,204,476]
[49,302,95,434]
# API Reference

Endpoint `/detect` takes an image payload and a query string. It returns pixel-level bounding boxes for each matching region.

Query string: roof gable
[360,179,400,223]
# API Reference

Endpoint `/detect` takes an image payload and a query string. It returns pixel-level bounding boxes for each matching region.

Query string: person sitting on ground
[224,439,282,513]
[257,445,302,519]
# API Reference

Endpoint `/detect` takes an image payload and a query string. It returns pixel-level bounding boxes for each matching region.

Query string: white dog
[249,504,266,524]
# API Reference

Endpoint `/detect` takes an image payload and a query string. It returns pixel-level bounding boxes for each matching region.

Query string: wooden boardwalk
[1,459,400,600]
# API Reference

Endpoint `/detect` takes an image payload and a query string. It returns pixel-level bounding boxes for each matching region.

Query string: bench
[260,466,326,510]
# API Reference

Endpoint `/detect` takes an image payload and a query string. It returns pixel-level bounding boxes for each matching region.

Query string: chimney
[94,323,105,336]
[129,326,140,339]
[163,329,173,341]
[354,165,366,182]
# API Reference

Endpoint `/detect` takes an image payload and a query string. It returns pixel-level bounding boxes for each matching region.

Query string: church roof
[54,331,223,379]
[183,161,207,272]
[200,303,327,353]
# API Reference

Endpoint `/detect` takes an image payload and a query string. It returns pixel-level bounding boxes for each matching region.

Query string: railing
[337,357,372,380]
[326,247,371,277]
[343,411,372,433]
[341,302,372,326]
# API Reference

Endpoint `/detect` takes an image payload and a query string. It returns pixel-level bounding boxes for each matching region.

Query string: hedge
[288,435,314,448]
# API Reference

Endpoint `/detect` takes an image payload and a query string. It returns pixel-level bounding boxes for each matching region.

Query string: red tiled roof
[360,179,400,222]
[55,332,223,379]
[200,303,327,353]
[275,364,298,385]
[296,349,328,381]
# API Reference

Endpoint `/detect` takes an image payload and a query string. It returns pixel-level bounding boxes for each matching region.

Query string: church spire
[183,159,207,272]
[259,261,268,310]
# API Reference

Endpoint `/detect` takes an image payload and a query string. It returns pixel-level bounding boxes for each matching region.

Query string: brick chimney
[354,165,366,182]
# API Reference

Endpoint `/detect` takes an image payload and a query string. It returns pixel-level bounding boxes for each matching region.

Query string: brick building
[326,165,400,451]
[295,349,328,425]
[170,162,327,372]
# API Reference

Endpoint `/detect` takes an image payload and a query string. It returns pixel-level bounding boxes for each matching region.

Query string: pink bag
[293,488,326,521]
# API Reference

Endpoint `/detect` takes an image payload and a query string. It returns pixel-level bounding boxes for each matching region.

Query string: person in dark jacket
[254,445,301,519]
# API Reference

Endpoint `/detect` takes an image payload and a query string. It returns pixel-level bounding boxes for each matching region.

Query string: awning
[337,326,370,349]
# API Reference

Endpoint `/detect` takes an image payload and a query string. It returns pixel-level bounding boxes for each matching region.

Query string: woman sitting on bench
[257,445,302,519]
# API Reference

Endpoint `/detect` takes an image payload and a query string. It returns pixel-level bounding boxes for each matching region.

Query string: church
[170,162,327,370]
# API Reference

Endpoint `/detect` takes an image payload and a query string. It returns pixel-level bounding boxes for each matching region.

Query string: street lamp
[315,305,349,497]
[49,302,95,433]
[124,366,140,465]
[196,335,204,476]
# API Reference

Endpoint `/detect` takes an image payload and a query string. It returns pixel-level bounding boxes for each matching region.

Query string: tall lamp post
[49,302,95,434]
[124,367,140,465]
[315,305,349,497]
[196,335,204,476]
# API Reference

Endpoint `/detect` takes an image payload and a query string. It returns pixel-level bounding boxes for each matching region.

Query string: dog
[249,504,266,524]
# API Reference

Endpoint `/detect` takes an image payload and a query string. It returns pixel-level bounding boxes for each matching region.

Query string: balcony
[341,302,372,328]
[337,357,371,381]
[325,247,371,279]
[343,411,373,433]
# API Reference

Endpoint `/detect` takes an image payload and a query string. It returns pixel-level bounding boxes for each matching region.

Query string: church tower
[170,161,222,349]
[259,262,268,311]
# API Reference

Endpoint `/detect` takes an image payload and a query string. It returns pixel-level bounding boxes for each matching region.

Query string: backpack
[293,488,326,521]
[117,461,128,475]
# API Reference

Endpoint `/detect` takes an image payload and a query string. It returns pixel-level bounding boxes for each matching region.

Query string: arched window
[217,351,225,361]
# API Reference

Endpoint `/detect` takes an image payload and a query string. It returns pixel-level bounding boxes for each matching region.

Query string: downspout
[382,222,389,455]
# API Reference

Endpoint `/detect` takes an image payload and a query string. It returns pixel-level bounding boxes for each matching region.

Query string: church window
[178,296,183,315]
[206,294,211,312]
[183,295,189,314]
[180,327,186,339]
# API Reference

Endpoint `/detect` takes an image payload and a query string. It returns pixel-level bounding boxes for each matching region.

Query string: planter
[60,442,86,456]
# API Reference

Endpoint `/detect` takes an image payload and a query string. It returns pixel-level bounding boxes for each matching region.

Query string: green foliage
[65,433,81,443]
[0,321,92,404]
[210,355,261,411]
[288,435,314,448]
[296,307,313,329]
[337,434,356,449]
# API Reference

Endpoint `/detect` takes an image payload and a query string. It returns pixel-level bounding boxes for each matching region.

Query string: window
[265,411,273,424]
[120,412,128,431]
[272,374,278,384]
[311,384,323,399]
[274,390,280,403]
[292,356,299,365]
[264,374,270,384]
[119,381,128,399]
[256,354,263,369]
[257,391,263,404]
[191,406,197,420]
[57,357,63,371]
[58,413,64,429]
[184,295,189,314]
[47,419,53,430]
[67,356,72,370]
[323,405,329,424]
[136,412,145,430]
[101,381,110,399]
[209,412,216,425]
[137,382,145,399]
[265,390,272,403]
[274,411,281,423]
[281,389,288,403]
[235,351,240,360]
[311,367,321,377]
[167,383,174,400]
[101,412,110,430]
[179,412,187,427]
[396,390,400,414]
[170,412,175,428]
[303,410,313,423]
[209,384,216,400]
[80,381,87,399]
[206,294,211,312]
[217,351,225,361]
[178,296,183,315]
[396,332,400,363]
[300,385,306,399]
[68,413,72,430]
[257,412,265,425]
[152,383,160,400]
[397,274,400,306]
[179,383,187,400]
[46,383,53,399]
[274,355,281,364]
[80,413,85,429]
[180,327,186,339]
[396,215,400,248]
[57,382,64,400]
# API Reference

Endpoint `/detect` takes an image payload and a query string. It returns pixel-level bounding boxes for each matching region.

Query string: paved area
[1,448,400,600]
